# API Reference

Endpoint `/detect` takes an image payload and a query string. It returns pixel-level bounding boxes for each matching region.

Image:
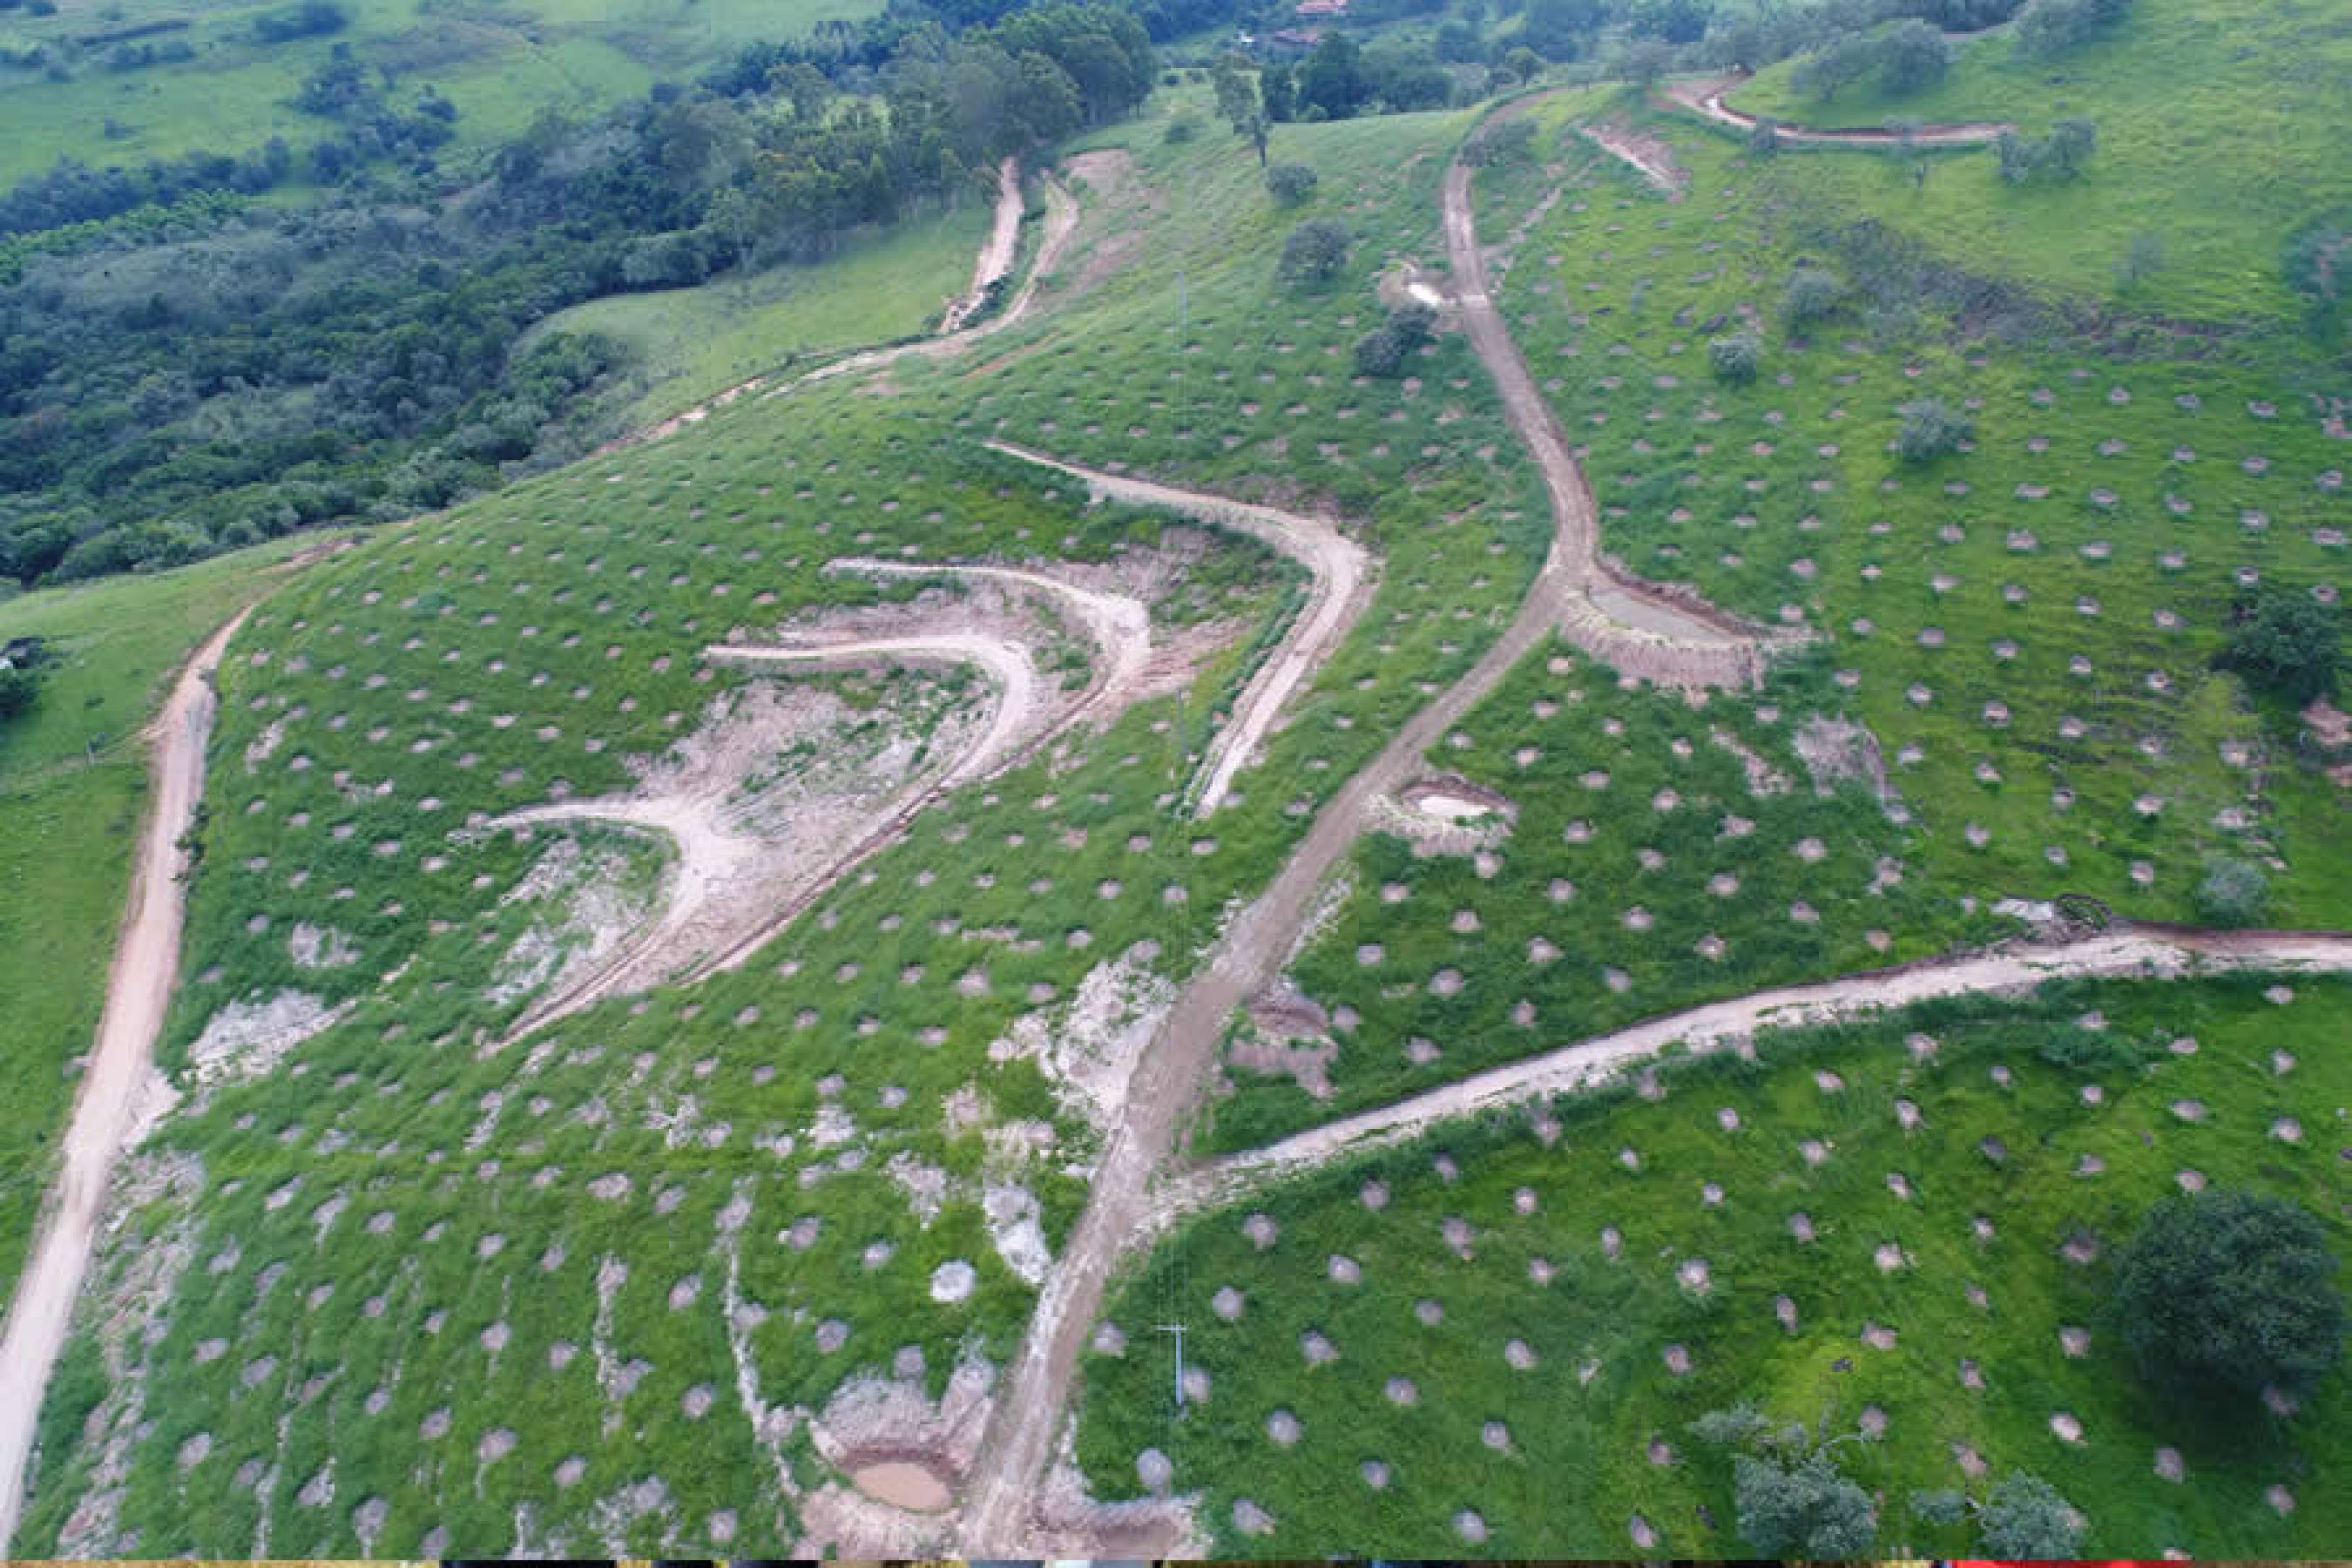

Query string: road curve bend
[1660,72,2011,146]
[1190,923,2352,1206]
[981,440,1375,816]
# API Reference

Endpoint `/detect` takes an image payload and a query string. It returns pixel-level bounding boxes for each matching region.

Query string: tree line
[0,1,1153,588]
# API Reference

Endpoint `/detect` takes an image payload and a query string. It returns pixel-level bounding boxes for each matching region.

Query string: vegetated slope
[0,0,876,185]
[10,98,1571,1557]
[1477,120,2347,929]
[1715,0,2352,323]
[1079,975,2350,1555]
[0,538,317,1304]
[521,203,997,429]
[1069,57,2348,1555]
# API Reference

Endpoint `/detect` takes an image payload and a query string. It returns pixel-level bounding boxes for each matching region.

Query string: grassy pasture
[1713,0,2352,324]
[15,98,1587,1555]
[0,0,875,185]
[0,537,315,1304]
[1083,976,2351,1555]
[1479,117,2348,930]
[526,201,997,429]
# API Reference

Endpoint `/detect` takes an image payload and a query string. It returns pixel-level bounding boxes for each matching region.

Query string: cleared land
[4,7,2346,1556]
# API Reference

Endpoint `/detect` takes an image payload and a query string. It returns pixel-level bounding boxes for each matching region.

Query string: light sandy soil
[937,159,1025,335]
[493,636,1029,1037]
[1186,925,2352,1205]
[1578,122,1687,195]
[827,557,1154,716]
[981,441,1375,816]
[1660,72,2011,145]
[0,612,245,1551]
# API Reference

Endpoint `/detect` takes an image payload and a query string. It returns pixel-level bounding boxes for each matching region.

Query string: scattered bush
[1997,117,2097,181]
[1612,37,1675,86]
[0,662,39,722]
[1277,218,1352,287]
[2193,856,2269,927]
[2112,1188,2346,1401]
[1976,1474,2087,1558]
[1779,263,1845,328]
[1707,328,1761,382]
[1265,162,1318,205]
[2015,0,2129,58]
[2115,229,2165,287]
[1733,1451,1876,1557]
[1353,302,1436,376]
[1791,34,1878,98]
[2219,590,2341,701]
[251,0,347,43]
[1894,395,1973,461]
[1463,117,1537,166]
[1746,116,1781,155]
[1164,113,1199,143]
[1877,18,1952,92]
[1913,1474,2086,1557]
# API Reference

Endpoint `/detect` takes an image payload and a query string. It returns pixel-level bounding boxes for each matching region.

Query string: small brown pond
[849,1459,954,1512]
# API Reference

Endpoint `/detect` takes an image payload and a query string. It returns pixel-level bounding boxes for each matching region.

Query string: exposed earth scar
[1659,71,2012,145]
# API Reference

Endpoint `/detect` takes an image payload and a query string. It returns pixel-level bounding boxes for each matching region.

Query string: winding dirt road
[983,441,1375,816]
[1183,924,2352,1212]
[827,557,1154,706]
[1436,139,1789,688]
[1660,72,2011,145]
[609,159,1072,455]
[767,171,1080,400]
[938,159,1026,335]
[0,612,244,1551]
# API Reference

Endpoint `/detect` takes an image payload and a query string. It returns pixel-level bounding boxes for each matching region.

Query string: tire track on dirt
[1659,71,2011,145]
[1174,924,2352,1215]
[0,612,247,1551]
[982,441,1375,816]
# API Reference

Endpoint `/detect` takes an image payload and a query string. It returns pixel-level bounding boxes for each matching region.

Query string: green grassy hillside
[1715,0,2351,323]
[0,0,876,184]
[0,536,314,1302]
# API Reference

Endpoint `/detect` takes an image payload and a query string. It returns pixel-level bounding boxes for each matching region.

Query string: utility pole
[1157,1321,1188,1413]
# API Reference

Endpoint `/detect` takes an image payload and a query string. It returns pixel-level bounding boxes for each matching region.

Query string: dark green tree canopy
[2219,590,2342,703]
[2113,1188,2347,1401]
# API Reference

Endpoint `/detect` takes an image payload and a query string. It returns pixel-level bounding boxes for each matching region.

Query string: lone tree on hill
[1278,218,1352,287]
[1913,1472,2088,1558]
[2219,589,2341,703]
[1210,51,1271,166]
[2112,1188,2347,1403]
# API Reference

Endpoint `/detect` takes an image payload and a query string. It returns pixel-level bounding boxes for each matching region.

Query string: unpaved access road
[1437,133,1784,689]
[1660,72,2011,145]
[826,557,1154,706]
[1185,924,2352,1209]
[0,612,245,1551]
[983,441,1375,816]
[768,170,1080,399]
[937,159,1025,335]
[605,159,1070,454]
